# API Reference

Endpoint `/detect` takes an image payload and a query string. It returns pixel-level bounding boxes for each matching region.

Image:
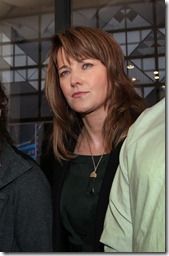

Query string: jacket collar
[0,142,33,189]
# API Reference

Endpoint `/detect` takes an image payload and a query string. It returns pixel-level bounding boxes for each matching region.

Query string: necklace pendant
[90,171,97,178]
[86,176,96,195]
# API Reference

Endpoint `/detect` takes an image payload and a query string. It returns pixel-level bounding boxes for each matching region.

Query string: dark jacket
[0,142,53,252]
[40,136,124,252]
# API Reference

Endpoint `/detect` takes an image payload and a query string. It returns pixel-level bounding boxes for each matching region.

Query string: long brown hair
[45,26,145,162]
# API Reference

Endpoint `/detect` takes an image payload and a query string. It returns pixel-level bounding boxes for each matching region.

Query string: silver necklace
[85,134,104,195]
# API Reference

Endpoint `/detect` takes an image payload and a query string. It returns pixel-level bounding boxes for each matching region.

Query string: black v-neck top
[60,154,110,252]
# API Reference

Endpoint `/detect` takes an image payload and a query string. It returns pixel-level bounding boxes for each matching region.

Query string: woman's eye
[59,70,70,77]
[82,63,93,70]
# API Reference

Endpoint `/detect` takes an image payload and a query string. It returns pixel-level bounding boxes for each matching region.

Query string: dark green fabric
[60,154,109,252]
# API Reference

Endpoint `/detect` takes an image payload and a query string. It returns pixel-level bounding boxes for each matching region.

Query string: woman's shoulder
[2,142,50,189]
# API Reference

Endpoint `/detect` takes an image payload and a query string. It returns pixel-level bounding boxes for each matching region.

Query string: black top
[60,154,109,252]
[40,136,124,252]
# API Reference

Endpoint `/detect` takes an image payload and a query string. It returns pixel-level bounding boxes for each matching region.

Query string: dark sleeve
[13,164,53,252]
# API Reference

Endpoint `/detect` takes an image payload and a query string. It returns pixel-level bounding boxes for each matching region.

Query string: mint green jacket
[101,98,165,252]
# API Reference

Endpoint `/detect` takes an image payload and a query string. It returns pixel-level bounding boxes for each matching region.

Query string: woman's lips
[72,91,88,98]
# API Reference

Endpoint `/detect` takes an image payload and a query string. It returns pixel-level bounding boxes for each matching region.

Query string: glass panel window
[41,13,55,38]
[10,94,39,119]
[9,123,44,160]
[143,58,155,70]
[158,56,165,69]
[1,70,13,83]
[15,55,26,67]
[127,31,140,43]
[112,32,126,44]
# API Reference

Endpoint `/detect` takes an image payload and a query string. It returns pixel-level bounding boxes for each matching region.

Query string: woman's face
[56,48,110,116]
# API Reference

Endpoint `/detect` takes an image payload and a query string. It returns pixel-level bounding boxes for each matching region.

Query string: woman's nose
[70,70,82,87]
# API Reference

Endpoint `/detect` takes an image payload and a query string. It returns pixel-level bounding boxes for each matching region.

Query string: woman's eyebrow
[58,65,68,71]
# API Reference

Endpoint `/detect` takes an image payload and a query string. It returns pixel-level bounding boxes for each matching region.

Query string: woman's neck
[74,125,107,156]
[74,109,109,155]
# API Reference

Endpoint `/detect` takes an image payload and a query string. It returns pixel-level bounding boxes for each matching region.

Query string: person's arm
[101,99,166,252]
[100,140,133,252]
[13,164,53,252]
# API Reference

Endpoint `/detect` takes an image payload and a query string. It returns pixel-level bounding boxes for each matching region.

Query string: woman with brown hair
[41,26,146,252]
